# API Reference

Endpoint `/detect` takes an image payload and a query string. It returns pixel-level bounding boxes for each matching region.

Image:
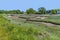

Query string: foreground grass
[0,14,60,40]
[0,15,39,40]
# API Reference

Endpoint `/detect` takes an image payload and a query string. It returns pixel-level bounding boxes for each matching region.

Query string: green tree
[38,7,46,14]
[26,8,36,14]
[16,10,24,14]
[51,10,57,14]
[7,10,24,14]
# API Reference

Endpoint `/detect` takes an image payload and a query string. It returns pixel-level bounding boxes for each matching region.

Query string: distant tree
[0,8,59,14]
[38,7,46,14]
[0,10,6,14]
[8,10,16,14]
[46,10,51,13]
[26,8,36,14]
[51,10,57,14]
[21,11,24,14]
[16,10,24,14]
[46,10,51,14]
[7,10,23,14]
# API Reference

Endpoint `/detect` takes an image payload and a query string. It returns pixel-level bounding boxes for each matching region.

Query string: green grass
[0,14,60,40]
[44,16,60,23]
[0,15,41,40]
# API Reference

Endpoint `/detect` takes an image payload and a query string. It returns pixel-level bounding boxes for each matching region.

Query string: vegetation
[0,7,60,14]
[0,15,39,40]
[0,14,60,40]
[0,10,23,14]
[38,7,46,14]
[26,8,37,14]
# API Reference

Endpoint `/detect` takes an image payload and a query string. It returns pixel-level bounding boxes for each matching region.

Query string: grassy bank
[0,14,60,40]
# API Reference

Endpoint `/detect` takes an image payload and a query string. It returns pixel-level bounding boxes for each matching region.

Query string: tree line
[0,7,60,14]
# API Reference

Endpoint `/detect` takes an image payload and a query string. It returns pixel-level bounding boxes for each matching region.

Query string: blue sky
[0,0,60,11]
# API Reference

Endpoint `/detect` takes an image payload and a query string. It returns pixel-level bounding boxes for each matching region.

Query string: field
[0,14,60,40]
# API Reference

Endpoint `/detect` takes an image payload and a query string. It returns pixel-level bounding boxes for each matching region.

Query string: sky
[0,0,60,11]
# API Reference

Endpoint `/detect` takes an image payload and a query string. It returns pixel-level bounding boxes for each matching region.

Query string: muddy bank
[7,14,60,26]
[26,19,60,25]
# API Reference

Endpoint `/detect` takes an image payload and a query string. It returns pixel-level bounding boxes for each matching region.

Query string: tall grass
[0,15,60,40]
